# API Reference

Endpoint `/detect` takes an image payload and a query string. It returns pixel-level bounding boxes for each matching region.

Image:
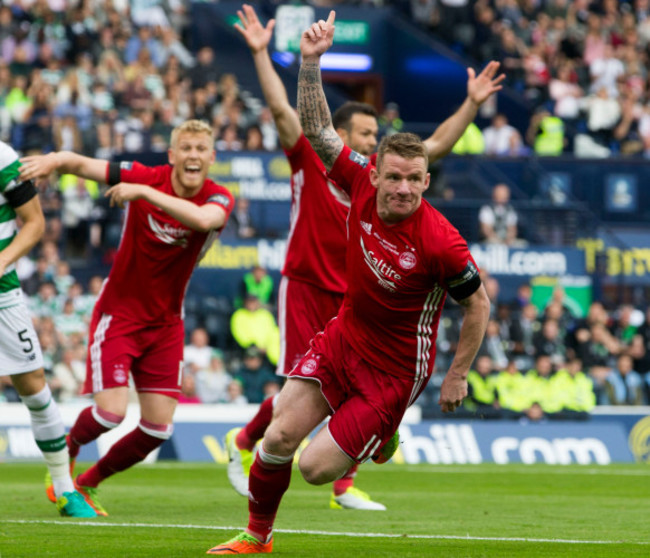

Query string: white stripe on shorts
[90,314,113,393]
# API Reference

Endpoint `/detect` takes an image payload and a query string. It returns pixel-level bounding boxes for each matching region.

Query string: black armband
[446,260,481,301]
[5,179,37,208]
[107,162,122,185]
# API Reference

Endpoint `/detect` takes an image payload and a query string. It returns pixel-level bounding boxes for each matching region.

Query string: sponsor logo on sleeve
[208,193,231,208]
[120,161,134,170]
[348,150,369,168]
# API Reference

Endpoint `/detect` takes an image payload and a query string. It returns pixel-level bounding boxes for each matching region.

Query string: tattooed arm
[297,11,343,171]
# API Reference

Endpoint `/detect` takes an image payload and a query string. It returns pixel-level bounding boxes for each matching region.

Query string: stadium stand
[1,1,650,415]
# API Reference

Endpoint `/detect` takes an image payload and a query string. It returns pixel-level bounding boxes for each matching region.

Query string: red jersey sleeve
[107,161,167,185]
[328,145,371,199]
[204,188,235,220]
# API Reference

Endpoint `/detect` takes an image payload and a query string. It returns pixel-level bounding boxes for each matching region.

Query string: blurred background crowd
[1,0,650,418]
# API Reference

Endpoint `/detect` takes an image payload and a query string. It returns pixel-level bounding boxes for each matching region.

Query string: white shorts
[0,295,44,375]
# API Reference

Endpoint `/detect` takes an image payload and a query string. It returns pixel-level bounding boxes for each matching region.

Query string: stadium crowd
[1,1,650,418]
[2,229,650,417]
[410,0,650,157]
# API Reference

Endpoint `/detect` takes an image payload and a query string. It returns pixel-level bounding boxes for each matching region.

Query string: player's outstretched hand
[106,182,147,209]
[300,10,335,59]
[19,153,59,181]
[438,370,468,413]
[235,4,275,53]
[467,61,505,107]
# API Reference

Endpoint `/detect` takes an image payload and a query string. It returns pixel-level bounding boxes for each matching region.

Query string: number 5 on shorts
[18,329,34,353]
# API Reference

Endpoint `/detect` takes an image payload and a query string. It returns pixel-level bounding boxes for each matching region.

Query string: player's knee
[92,405,125,430]
[298,458,335,486]
[263,423,301,456]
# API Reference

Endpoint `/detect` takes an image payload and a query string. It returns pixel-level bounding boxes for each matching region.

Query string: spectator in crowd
[552,357,595,419]
[233,345,277,404]
[195,349,233,404]
[237,265,274,308]
[226,197,256,239]
[451,121,485,154]
[526,107,565,156]
[30,280,60,318]
[509,302,541,370]
[230,294,279,359]
[464,355,500,417]
[525,354,563,418]
[179,372,202,404]
[494,360,535,419]
[605,353,646,405]
[59,173,99,259]
[481,319,509,370]
[225,379,248,405]
[483,113,524,156]
[184,327,216,375]
[478,183,522,245]
[51,347,85,403]
[533,318,566,366]
[378,102,403,137]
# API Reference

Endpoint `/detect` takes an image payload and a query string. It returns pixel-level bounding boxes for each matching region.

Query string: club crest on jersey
[348,150,369,168]
[360,221,372,235]
[399,251,417,270]
[113,365,127,384]
[148,214,189,247]
[301,358,318,375]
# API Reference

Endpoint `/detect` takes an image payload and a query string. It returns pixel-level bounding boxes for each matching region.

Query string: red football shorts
[276,276,343,376]
[288,317,413,463]
[84,310,184,398]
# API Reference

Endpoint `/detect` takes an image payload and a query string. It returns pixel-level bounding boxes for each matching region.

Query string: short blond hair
[170,119,215,147]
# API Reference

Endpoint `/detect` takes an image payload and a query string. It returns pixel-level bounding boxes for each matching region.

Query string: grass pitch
[1,462,648,557]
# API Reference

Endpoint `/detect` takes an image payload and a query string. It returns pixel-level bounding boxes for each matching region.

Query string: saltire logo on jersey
[147,214,190,247]
[360,236,400,292]
[360,220,372,235]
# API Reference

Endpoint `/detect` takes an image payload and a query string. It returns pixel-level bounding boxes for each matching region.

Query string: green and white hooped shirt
[0,141,34,309]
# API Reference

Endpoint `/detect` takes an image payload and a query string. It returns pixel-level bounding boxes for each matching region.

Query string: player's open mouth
[185,165,201,176]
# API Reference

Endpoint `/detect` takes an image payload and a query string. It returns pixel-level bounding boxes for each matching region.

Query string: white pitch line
[2,520,648,546]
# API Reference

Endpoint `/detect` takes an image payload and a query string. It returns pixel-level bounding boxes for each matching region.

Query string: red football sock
[247,451,292,541]
[76,425,166,488]
[238,397,274,451]
[333,463,358,496]
[67,406,123,459]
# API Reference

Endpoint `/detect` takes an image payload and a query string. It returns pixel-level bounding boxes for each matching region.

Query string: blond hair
[170,119,215,147]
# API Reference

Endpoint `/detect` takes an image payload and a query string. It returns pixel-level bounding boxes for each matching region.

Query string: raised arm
[297,11,343,171]
[438,284,490,413]
[235,4,301,150]
[423,61,505,162]
[19,151,108,184]
[106,183,227,233]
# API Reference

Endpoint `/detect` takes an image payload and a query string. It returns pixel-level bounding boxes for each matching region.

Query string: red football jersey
[329,146,480,401]
[281,134,349,294]
[97,162,233,324]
